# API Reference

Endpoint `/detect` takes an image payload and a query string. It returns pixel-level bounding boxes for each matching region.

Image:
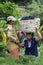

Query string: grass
[0,54,43,65]
[0,42,43,65]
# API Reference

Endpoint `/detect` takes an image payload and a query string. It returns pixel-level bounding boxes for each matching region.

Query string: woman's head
[7,16,16,25]
[26,32,34,40]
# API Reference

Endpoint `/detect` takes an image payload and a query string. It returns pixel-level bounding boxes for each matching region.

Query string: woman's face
[9,20,14,25]
[26,34,32,40]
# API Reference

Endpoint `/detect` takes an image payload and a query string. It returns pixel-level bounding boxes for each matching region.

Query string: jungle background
[0,0,43,65]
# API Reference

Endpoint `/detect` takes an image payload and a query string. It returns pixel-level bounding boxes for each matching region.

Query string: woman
[22,28,42,57]
[4,16,21,58]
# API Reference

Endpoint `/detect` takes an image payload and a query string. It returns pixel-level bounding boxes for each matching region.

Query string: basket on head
[19,16,40,32]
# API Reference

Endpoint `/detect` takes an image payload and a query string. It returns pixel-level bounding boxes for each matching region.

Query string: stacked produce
[19,16,40,32]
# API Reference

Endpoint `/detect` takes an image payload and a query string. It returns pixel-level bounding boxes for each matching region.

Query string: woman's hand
[36,27,39,32]
[36,27,42,40]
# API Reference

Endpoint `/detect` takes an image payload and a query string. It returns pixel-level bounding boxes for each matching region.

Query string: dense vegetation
[0,0,43,24]
[0,0,43,65]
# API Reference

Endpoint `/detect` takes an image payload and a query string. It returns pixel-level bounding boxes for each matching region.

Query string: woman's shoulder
[23,38,27,42]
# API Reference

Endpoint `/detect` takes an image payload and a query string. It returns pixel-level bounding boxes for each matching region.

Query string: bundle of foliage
[0,20,6,52]
[0,29,6,52]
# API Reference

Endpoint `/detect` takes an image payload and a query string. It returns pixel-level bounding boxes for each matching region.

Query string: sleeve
[8,35,19,42]
[3,25,8,32]
[34,36,39,42]
[22,39,25,45]
[22,38,26,47]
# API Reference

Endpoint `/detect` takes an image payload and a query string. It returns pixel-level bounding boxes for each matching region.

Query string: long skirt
[10,48,19,58]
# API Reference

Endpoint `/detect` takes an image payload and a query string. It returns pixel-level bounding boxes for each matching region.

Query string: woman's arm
[36,28,42,40]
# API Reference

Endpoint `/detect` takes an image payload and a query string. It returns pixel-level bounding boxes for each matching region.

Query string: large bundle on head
[19,16,40,32]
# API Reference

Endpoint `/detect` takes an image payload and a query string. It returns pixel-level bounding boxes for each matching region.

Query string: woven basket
[19,18,40,32]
